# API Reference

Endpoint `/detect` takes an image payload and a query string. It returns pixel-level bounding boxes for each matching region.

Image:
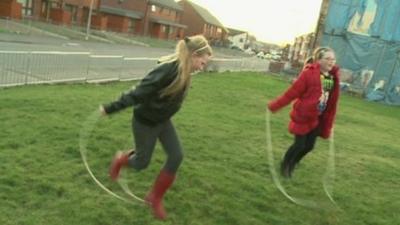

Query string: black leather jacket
[103,60,187,125]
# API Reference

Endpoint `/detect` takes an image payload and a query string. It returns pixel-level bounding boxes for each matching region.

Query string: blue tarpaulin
[322,0,400,105]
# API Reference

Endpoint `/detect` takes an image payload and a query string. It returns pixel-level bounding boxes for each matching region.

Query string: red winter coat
[268,63,340,139]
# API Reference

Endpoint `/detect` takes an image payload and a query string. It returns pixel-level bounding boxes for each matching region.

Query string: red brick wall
[150,6,180,23]
[203,24,221,40]
[0,0,22,19]
[31,0,41,19]
[106,14,129,32]
[149,4,184,39]
[31,0,100,24]
[101,0,147,34]
[50,8,72,25]
[179,0,204,36]
[63,0,100,25]
[101,0,184,38]
[178,28,184,39]
[91,14,107,30]
[13,1,22,19]
[134,19,142,34]
[151,23,161,39]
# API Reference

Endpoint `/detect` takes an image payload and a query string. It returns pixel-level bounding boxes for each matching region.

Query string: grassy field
[0,72,399,225]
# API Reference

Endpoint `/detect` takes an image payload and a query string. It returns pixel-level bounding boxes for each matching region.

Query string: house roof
[99,6,144,19]
[150,17,188,28]
[185,0,227,32]
[227,28,247,36]
[149,0,183,11]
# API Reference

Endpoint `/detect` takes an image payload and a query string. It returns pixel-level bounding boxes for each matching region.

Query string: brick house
[99,0,186,39]
[10,0,185,40]
[11,0,99,25]
[0,0,22,19]
[178,0,228,45]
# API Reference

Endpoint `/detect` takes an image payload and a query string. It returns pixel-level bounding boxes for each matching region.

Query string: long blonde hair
[159,35,212,97]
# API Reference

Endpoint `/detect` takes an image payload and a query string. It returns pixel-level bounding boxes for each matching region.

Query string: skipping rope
[79,108,144,204]
[265,108,340,210]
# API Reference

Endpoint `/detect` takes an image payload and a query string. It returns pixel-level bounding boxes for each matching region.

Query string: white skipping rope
[265,108,339,210]
[79,109,145,204]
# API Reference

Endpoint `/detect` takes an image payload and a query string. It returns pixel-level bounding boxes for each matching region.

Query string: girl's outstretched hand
[266,101,274,113]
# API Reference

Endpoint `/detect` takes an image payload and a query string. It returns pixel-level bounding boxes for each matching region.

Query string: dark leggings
[128,119,183,173]
[282,126,320,169]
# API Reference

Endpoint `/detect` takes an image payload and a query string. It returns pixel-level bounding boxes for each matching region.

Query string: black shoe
[280,161,292,178]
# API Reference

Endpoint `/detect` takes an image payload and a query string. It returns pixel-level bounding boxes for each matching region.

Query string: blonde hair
[159,35,212,97]
[303,56,314,69]
[304,47,335,68]
[313,47,334,61]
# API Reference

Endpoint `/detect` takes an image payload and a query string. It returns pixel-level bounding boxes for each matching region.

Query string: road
[0,33,266,87]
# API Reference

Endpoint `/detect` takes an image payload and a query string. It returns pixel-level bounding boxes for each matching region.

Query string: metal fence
[0,51,270,87]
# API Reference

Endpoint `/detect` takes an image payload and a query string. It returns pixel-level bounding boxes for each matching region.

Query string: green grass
[0,72,399,225]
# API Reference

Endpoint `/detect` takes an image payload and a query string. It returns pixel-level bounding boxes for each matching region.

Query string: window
[151,5,156,12]
[17,0,33,16]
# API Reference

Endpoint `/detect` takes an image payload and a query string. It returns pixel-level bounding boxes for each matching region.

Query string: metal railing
[0,51,270,87]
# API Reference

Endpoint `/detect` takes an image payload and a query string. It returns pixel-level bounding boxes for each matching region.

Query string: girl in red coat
[267,47,340,178]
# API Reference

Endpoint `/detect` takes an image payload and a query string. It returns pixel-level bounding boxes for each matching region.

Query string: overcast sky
[189,0,324,45]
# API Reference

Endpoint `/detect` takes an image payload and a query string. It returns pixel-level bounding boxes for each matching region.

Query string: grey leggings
[128,119,183,173]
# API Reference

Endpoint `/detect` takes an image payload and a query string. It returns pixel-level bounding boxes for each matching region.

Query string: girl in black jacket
[100,35,212,220]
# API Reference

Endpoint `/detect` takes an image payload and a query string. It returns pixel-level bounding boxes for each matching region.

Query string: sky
[189,0,324,45]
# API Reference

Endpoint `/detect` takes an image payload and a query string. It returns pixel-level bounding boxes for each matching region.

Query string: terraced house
[98,0,186,39]
[178,0,228,45]
[2,0,186,40]
[1,0,229,43]
[1,0,100,25]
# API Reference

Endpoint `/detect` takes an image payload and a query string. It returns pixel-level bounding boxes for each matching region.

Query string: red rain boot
[109,150,134,181]
[145,170,176,220]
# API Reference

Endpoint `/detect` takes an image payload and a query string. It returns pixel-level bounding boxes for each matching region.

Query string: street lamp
[85,0,95,40]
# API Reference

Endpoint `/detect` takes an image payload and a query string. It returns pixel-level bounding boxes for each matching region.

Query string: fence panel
[0,51,30,87]
[29,51,90,84]
[0,51,270,87]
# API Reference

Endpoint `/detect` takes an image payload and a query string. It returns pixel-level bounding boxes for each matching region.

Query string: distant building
[281,44,290,61]
[289,32,315,65]
[178,0,228,45]
[227,28,249,50]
